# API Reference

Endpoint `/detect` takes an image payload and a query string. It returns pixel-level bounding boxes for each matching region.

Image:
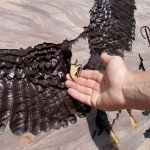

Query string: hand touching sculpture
[65,53,150,111]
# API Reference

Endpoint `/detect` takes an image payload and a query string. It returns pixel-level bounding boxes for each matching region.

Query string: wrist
[121,70,136,109]
[122,70,150,110]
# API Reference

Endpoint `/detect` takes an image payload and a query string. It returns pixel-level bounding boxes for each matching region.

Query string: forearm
[123,71,150,110]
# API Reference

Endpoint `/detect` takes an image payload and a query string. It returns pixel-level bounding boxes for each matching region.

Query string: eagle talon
[70,59,83,80]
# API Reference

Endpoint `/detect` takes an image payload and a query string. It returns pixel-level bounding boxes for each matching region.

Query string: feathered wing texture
[84,0,136,136]
[86,0,136,56]
[0,41,88,136]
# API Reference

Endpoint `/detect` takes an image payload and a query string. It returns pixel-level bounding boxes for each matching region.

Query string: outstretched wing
[86,0,136,57]
[0,40,88,136]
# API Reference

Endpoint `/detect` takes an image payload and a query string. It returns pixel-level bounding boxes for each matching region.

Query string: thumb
[100,53,111,66]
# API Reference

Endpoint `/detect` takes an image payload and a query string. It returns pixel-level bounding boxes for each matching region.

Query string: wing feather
[0,78,13,135]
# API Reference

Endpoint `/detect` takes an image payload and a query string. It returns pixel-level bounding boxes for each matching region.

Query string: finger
[66,73,78,80]
[66,73,97,89]
[66,78,100,93]
[66,70,104,85]
[100,53,111,66]
[67,88,91,106]
[65,80,92,95]
[66,74,72,80]
[80,70,104,82]
[74,77,96,89]
[66,72,103,90]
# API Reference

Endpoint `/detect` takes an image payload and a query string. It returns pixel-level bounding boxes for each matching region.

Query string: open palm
[65,53,129,111]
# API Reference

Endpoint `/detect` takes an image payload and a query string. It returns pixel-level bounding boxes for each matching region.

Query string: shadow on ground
[85,109,119,150]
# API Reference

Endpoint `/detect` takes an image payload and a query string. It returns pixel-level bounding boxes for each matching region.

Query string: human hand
[65,53,130,111]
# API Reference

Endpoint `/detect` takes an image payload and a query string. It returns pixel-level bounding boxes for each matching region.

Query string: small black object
[142,111,150,116]
[144,128,150,138]
[139,53,146,71]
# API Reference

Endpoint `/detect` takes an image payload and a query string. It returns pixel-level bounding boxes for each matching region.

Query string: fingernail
[66,74,72,80]
[65,80,70,87]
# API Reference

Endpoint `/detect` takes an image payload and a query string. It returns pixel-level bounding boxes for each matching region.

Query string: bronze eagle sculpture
[0,0,137,140]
